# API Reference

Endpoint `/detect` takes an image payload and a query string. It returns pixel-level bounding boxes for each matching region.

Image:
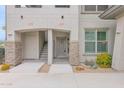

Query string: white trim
[95,29,97,53]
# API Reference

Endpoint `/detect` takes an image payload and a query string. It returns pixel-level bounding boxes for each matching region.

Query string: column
[48,29,53,65]
[69,41,80,65]
[5,32,22,66]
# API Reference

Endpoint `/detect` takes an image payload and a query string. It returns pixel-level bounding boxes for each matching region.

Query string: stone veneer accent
[69,41,80,65]
[5,42,22,66]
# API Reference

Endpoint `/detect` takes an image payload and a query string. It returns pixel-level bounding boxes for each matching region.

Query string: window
[82,5,108,13]
[55,5,70,8]
[97,5,108,11]
[85,5,96,11]
[15,5,42,8]
[85,28,108,54]
[25,5,42,8]
[15,5,21,8]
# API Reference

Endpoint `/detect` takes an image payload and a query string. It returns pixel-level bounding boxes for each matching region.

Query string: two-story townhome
[6,5,123,70]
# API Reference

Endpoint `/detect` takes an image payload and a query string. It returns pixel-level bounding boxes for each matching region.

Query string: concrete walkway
[0,73,124,88]
[49,64,73,73]
[9,62,73,73]
[9,62,44,73]
[6,63,124,87]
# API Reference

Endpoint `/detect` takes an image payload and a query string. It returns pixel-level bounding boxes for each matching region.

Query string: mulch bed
[38,63,51,73]
[72,64,117,73]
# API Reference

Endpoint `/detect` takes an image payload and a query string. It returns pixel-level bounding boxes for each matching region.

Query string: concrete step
[41,52,48,54]
[42,48,48,50]
[40,43,48,59]
[40,50,48,52]
[40,57,48,59]
[40,52,48,55]
[42,50,48,52]
[40,50,47,52]
[43,48,48,50]
[40,55,48,57]
[41,54,48,57]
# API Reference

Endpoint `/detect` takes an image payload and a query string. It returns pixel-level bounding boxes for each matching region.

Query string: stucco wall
[79,14,116,63]
[6,5,117,65]
[6,5,79,42]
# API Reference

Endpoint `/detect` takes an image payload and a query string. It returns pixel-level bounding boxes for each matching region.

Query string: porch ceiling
[15,28,70,33]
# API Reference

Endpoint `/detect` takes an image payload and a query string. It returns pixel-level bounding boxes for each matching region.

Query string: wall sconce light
[21,15,23,19]
[61,15,64,19]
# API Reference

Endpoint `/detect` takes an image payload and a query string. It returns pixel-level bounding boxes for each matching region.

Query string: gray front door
[56,37,67,57]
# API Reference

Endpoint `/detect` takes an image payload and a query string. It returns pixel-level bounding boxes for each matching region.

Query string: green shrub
[1,64,10,71]
[96,53,112,68]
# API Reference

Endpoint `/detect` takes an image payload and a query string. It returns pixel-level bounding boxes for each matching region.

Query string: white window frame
[84,28,108,55]
[15,5,42,8]
[55,5,70,8]
[81,5,109,14]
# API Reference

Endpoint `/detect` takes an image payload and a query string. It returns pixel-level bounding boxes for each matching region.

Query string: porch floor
[9,60,70,73]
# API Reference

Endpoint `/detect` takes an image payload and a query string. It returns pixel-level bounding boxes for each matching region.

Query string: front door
[56,37,68,58]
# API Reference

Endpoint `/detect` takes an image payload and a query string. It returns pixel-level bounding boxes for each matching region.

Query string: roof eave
[99,5,123,19]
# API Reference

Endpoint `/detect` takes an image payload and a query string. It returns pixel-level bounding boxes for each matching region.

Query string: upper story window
[25,5,42,8]
[55,5,70,8]
[15,5,21,8]
[85,5,96,11]
[15,5,42,8]
[81,5,108,13]
[97,5,108,11]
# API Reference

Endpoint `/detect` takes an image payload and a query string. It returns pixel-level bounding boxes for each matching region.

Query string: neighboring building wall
[112,16,124,70]
[79,14,116,63]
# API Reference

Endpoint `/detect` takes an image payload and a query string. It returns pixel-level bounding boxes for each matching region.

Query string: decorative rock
[92,64,98,69]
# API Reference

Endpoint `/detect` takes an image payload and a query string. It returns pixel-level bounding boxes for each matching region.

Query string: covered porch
[17,28,70,65]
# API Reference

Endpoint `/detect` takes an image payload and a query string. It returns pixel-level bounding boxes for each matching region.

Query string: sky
[0,5,5,41]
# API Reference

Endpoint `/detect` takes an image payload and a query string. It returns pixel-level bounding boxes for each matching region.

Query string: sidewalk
[0,73,124,88]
